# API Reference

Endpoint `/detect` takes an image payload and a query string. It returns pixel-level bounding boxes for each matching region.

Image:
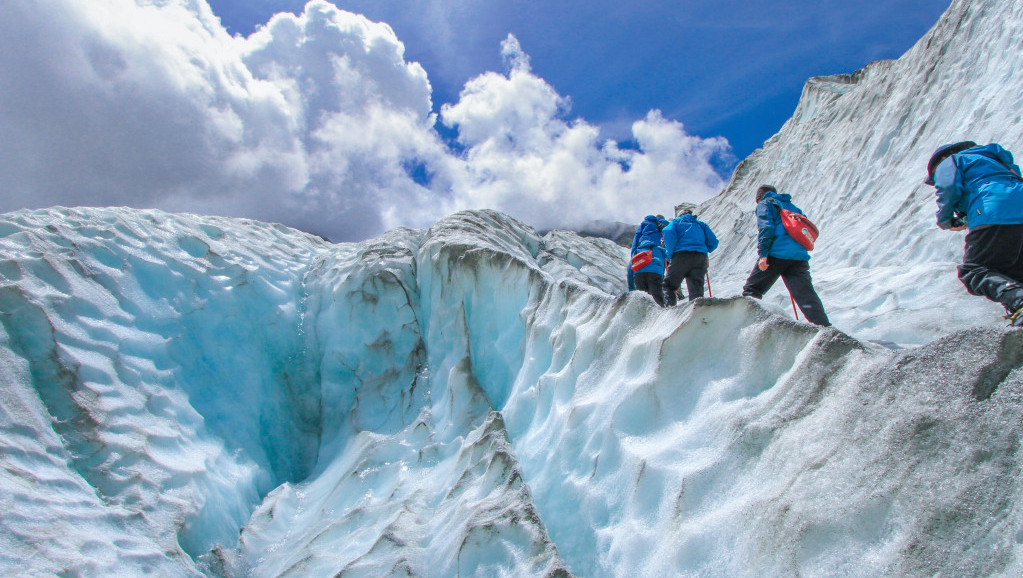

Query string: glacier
[699,0,1023,346]
[4,204,1023,577]
[6,0,1023,575]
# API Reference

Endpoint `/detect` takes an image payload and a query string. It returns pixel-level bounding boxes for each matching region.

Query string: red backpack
[630,250,653,271]
[768,199,818,251]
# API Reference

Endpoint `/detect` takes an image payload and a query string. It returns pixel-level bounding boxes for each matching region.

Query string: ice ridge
[4,206,1023,577]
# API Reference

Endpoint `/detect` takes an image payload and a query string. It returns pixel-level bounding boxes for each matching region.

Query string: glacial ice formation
[7,0,1023,575]
[698,0,1023,346]
[4,206,1023,577]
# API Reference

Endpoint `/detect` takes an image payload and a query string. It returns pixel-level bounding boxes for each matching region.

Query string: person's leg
[742,258,782,299]
[1005,223,1023,284]
[681,253,708,300]
[958,224,1023,313]
[662,258,686,306]
[780,260,831,326]
[635,272,666,306]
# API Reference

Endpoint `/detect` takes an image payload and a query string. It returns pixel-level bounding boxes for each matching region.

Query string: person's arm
[756,201,777,257]
[703,222,719,253]
[933,157,965,230]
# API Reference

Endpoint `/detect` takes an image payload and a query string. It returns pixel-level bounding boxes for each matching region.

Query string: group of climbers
[628,141,1023,329]
[629,186,829,326]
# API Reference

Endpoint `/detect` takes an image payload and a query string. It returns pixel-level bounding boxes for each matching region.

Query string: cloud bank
[0,0,730,241]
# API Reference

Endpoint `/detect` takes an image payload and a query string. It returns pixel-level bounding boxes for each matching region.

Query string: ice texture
[4,202,1023,577]
[6,0,1023,575]
[698,0,1023,346]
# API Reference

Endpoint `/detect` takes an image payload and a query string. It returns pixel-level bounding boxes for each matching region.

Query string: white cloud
[0,1,729,241]
[440,35,730,231]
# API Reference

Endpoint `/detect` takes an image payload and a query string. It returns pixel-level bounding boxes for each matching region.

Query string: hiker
[661,208,718,305]
[630,214,669,306]
[742,185,831,326]
[926,141,1023,324]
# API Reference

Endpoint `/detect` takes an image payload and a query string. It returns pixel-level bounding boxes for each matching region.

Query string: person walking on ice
[925,141,1023,325]
[661,208,718,305]
[742,184,831,326]
[629,214,669,306]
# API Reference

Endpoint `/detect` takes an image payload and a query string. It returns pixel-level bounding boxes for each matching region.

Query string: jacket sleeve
[703,222,719,253]
[630,226,642,254]
[933,157,963,229]
[755,201,777,257]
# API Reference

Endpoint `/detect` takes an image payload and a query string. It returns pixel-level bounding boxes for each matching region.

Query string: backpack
[768,199,818,251]
[630,250,653,271]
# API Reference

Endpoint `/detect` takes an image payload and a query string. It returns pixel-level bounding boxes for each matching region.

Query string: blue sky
[208,0,951,164]
[0,0,952,241]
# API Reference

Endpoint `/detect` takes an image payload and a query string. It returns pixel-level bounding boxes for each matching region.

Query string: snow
[5,202,1023,577]
[6,0,1023,575]
[698,0,1023,346]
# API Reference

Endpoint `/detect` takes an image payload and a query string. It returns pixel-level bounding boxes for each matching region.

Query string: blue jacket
[933,143,1023,229]
[631,215,668,275]
[662,214,718,256]
[756,191,810,261]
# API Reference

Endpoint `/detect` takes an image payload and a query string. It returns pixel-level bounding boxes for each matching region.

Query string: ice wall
[696,0,1023,345]
[5,206,1023,578]
[0,208,326,575]
[7,0,1023,575]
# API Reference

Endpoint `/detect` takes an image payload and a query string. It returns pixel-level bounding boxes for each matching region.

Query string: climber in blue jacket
[742,185,830,326]
[927,141,1023,324]
[661,209,718,305]
[629,215,669,306]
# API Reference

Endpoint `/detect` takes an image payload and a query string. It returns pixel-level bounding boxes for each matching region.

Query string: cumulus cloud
[441,34,729,231]
[0,0,729,241]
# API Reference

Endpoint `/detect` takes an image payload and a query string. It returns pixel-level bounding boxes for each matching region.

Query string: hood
[764,190,793,204]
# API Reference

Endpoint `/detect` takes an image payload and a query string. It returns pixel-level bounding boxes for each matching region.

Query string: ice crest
[7,0,1023,575]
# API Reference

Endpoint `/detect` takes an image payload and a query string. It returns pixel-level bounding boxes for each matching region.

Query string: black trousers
[634,272,665,306]
[663,251,708,306]
[742,257,830,326]
[958,224,1023,313]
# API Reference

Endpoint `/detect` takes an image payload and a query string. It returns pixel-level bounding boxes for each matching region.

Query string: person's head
[655,214,669,229]
[680,208,693,216]
[924,141,978,185]
[755,185,777,203]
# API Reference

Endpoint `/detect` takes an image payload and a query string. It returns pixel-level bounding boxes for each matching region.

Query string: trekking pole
[705,272,712,297]
[790,294,799,320]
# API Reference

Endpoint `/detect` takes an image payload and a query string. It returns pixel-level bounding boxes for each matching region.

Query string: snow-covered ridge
[4,206,1023,577]
[792,63,886,125]
[697,0,1023,345]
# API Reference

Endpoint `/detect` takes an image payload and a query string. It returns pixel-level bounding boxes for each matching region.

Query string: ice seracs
[7,0,1023,574]
[5,203,1023,576]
